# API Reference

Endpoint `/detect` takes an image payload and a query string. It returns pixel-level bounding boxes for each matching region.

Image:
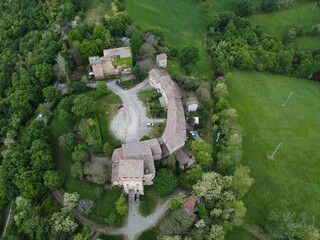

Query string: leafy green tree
[108,15,132,36]
[79,40,99,60]
[261,0,278,13]
[67,81,87,95]
[180,164,204,189]
[68,27,83,46]
[14,169,46,199]
[96,81,110,96]
[72,95,97,117]
[71,162,83,179]
[179,46,200,66]
[43,170,65,190]
[234,0,253,17]
[168,154,176,171]
[50,210,78,234]
[169,193,186,210]
[154,169,178,196]
[232,165,254,198]
[115,195,128,216]
[130,30,143,55]
[34,63,54,87]
[73,233,88,240]
[42,86,62,102]
[31,149,54,171]
[93,140,103,154]
[206,224,226,240]
[93,24,107,40]
[59,133,76,152]
[63,192,80,210]
[72,144,89,163]
[103,142,113,156]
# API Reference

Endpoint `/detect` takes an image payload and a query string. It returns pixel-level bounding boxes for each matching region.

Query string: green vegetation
[226,226,257,240]
[138,89,166,118]
[138,226,158,240]
[99,235,125,240]
[149,122,166,139]
[227,70,320,229]
[251,0,320,50]
[116,78,141,89]
[139,186,159,217]
[112,55,133,68]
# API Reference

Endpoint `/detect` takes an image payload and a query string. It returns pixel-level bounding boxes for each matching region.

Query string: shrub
[197,204,208,217]
[234,0,253,17]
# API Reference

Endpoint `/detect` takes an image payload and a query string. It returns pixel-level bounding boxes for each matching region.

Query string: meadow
[227,70,320,228]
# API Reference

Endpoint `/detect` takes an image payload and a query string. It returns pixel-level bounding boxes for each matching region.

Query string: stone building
[156,53,167,68]
[149,69,187,154]
[89,47,132,79]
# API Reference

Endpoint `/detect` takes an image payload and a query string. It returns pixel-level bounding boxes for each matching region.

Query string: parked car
[190,131,200,139]
[115,104,123,109]
[147,122,154,127]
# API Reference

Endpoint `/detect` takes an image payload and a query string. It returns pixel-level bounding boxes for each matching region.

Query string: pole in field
[282,91,294,107]
[268,142,283,160]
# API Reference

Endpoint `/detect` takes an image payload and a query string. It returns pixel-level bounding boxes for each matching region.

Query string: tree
[34,63,54,87]
[169,193,187,210]
[138,58,156,78]
[140,43,156,60]
[71,162,83,179]
[72,144,89,163]
[50,211,78,234]
[167,154,176,171]
[68,27,83,46]
[115,195,128,216]
[67,80,87,95]
[130,30,143,54]
[55,53,69,80]
[108,15,132,36]
[206,224,226,240]
[71,41,83,65]
[232,165,254,198]
[43,170,65,190]
[96,81,110,96]
[73,233,88,240]
[105,30,115,48]
[261,0,278,13]
[31,149,54,171]
[42,86,62,102]
[180,164,204,189]
[93,24,107,40]
[103,142,113,156]
[79,40,99,60]
[179,46,200,66]
[154,169,178,196]
[72,95,97,117]
[14,169,46,199]
[234,0,253,17]
[159,208,196,236]
[59,133,76,152]
[63,192,80,210]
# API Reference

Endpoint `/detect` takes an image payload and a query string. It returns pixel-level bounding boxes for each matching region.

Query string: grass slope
[227,70,320,228]
[251,0,320,50]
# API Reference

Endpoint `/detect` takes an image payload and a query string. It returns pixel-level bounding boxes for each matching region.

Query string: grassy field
[227,70,320,228]
[138,186,159,217]
[251,0,320,50]
[50,92,124,224]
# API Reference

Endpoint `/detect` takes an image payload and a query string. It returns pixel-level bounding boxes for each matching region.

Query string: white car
[147,122,154,127]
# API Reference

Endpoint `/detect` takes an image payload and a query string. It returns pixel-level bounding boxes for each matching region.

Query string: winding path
[107,79,165,143]
[52,189,170,239]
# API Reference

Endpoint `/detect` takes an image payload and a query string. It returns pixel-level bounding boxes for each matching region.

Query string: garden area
[49,85,126,226]
[138,89,167,118]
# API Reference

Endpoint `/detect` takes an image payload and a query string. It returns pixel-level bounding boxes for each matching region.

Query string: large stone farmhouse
[89,47,132,79]
[111,69,192,199]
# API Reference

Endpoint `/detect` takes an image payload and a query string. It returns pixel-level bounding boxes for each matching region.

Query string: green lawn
[226,226,257,240]
[251,0,320,50]
[137,226,158,240]
[226,70,320,228]
[138,186,159,217]
[50,92,123,224]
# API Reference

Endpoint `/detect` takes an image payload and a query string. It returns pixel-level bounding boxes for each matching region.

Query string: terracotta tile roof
[103,47,132,58]
[159,69,169,76]
[174,146,195,165]
[156,53,167,61]
[184,196,198,211]
[122,142,153,161]
[144,139,162,155]
[118,159,144,178]
[111,162,120,182]
[185,98,199,107]
[111,148,123,162]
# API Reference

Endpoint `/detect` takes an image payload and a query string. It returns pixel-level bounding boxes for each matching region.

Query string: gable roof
[156,53,167,61]
[103,47,132,58]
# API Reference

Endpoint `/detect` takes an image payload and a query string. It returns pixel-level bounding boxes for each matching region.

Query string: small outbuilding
[185,98,199,112]
[184,196,199,212]
[173,146,196,170]
[156,53,167,68]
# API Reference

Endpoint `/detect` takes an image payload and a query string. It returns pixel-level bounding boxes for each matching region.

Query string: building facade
[156,53,167,68]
